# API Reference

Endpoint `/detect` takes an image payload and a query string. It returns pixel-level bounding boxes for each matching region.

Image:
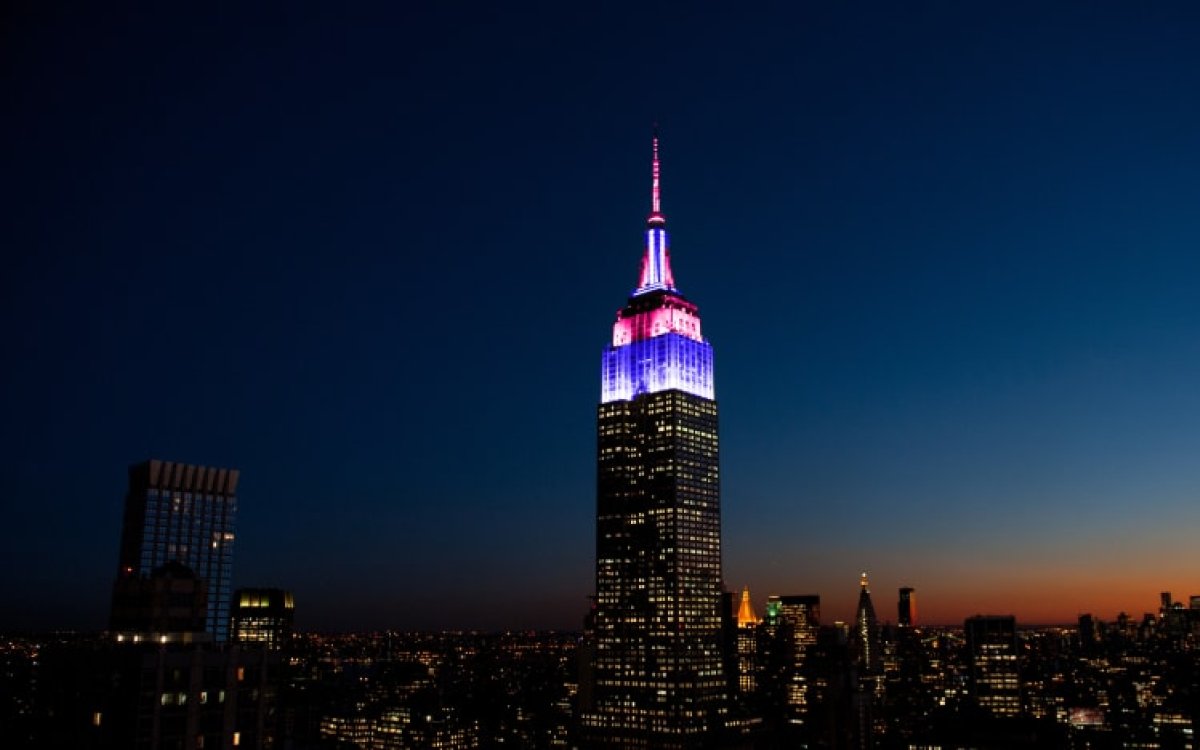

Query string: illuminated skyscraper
[853,573,879,674]
[112,460,238,642]
[769,594,820,726]
[231,588,295,650]
[734,588,760,695]
[582,135,726,748]
[964,615,1021,717]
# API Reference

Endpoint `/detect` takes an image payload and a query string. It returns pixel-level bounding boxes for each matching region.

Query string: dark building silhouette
[42,562,280,749]
[1078,613,1098,653]
[113,460,238,641]
[581,135,726,748]
[35,636,280,750]
[898,587,916,628]
[110,561,209,643]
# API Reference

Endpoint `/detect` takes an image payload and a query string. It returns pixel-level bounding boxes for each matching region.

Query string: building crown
[737,586,759,628]
[635,131,676,295]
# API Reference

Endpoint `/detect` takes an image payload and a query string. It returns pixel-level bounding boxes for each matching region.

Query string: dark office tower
[110,561,209,641]
[897,587,916,628]
[231,588,296,650]
[964,615,1020,717]
[853,573,880,673]
[1078,613,1098,653]
[582,135,725,749]
[770,595,820,727]
[113,460,238,642]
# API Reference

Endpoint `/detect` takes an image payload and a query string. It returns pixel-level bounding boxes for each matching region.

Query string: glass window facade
[114,460,238,642]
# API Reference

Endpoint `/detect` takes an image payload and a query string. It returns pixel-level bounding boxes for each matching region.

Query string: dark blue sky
[3,2,1200,630]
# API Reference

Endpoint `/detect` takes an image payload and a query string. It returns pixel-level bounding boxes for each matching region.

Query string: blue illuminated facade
[600,331,714,402]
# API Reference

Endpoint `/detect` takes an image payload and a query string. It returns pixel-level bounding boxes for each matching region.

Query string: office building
[113,460,238,641]
[964,615,1021,716]
[231,588,296,650]
[581,135,726,748]
[770,595,820,726]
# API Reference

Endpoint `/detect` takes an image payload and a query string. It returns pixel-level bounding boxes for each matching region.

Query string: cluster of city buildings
[2,138,1198,750]
[570,136,1200,749]
[5,459,295,749]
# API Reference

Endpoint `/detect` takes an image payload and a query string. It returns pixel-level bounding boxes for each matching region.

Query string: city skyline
[3,3,1200,632]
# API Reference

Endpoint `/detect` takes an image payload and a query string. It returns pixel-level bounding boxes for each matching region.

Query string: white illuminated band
[635,228,675,296]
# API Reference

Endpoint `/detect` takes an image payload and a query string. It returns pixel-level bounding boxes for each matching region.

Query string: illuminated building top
[737,586,759,628]
[635,134,675,294]
[601,134,713,403]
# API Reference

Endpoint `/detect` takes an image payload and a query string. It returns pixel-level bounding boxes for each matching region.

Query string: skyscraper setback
[581,136,726,748]
[112,459,238,641]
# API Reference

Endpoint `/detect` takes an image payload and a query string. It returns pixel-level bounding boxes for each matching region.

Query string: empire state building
[581,136,726,748]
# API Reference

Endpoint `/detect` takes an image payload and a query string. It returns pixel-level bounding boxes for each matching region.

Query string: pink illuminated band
[612,304,703,346]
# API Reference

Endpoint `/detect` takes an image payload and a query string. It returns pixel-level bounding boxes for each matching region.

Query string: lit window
[232,731,240,746]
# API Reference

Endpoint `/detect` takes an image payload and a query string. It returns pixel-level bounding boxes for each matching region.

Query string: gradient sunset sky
[3,2,1199,630]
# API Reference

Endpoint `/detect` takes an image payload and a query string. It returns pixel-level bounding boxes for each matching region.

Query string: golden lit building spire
[737,586,759,628]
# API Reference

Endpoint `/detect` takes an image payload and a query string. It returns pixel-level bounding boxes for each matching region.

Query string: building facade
[964,615,1021,717]
[231,588,296,650]
[770,595,820,726]
[581,136,726,748]
[113,460,239,642]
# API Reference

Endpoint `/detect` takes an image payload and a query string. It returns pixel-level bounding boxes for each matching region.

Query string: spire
[855,572,880,673]
[737,587,759,628]
[635,129,676,294]
[649,126,664,222]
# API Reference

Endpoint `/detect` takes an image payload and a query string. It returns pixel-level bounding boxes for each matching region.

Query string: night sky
[4,2,1200,631]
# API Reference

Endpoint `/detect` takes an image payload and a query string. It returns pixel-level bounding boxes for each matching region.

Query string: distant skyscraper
[231,588,295,650]
[735,588,760,695]
[582,135,726,748]
[853,573,879,673]
[112,460,238,641]
[964,615,1021,716]
[770,594,820,726]
[898,587,916,628]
